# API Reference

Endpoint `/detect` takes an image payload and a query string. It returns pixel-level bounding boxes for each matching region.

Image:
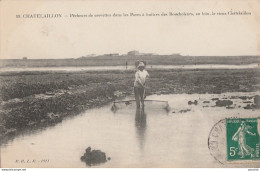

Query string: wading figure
[134,61,149,108]
[232,121,256,158]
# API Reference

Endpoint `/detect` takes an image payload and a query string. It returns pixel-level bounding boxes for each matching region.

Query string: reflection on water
[1,92,260,167]
[135,108,147,151]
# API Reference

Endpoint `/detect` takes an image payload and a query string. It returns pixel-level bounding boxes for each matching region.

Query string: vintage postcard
[0,0,259,168]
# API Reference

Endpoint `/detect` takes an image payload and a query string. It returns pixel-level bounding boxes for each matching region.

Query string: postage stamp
[226,118,260,161]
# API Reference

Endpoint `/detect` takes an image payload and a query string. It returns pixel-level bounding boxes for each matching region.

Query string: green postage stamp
[226,118,260,161]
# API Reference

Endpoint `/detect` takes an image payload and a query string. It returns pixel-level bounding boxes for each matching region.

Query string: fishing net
[111,99,170,113]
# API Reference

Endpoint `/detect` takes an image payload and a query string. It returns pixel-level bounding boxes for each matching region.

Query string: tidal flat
[0,68,259,140]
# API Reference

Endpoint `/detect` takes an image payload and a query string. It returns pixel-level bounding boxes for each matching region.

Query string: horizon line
[1,54,260,60]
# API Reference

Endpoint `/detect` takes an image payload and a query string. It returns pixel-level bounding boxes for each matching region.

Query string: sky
[0,0,259,59]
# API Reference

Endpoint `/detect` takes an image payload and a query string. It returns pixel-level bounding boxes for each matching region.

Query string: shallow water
[0,63,259,72]
[1,92,260,167]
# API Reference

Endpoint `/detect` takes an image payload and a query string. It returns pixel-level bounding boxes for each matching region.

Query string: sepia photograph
[0,0,259,168]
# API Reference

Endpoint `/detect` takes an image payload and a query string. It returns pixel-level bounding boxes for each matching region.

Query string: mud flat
[0,68,259,140]
[1,92,260,167]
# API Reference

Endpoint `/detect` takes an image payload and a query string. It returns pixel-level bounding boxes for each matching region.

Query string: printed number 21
[230,147,236,156]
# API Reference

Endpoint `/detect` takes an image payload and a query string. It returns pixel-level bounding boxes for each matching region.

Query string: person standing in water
[134,61,149,108]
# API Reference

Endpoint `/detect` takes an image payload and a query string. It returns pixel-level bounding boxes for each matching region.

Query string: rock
[238,96,248,100]
[81,147,108,166]
[203,101,210,103]
[211,98,219,101]
[244,104,256,109]
[230,96,238,99]
[188,100,198,105]
[254,95,260,107]
[215,100,233,107]
[243,102,259,109]
[243,101,252,104]
[85,147,91,154]
[179,109,191,113]
[226,106,234,109]
[125,101,131,105]
[248,96,254,100]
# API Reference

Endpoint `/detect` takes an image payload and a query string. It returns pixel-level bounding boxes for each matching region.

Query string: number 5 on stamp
[226,118,260,161]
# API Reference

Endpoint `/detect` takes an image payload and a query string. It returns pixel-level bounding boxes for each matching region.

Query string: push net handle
[113,100,168,104]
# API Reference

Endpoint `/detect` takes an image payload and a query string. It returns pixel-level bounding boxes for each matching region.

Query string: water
[0,63,259,72]
[1,92,260,167]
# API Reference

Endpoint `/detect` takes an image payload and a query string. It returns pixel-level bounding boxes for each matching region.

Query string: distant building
[86,54,96,57]
[77,54,96,59]
[141,53,157,56]
[127,50,139,55]
[22,57,28,60]
[104,53,119,56]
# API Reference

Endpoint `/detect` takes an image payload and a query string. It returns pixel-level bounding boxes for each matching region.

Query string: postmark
[208,119,227,164]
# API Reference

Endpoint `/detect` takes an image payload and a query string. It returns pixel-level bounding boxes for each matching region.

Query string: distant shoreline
[0,55,259,68]
[2,55,260,60]
[0,63,259,72]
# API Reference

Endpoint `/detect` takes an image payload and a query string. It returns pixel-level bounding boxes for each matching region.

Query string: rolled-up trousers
[134,86,145,108]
